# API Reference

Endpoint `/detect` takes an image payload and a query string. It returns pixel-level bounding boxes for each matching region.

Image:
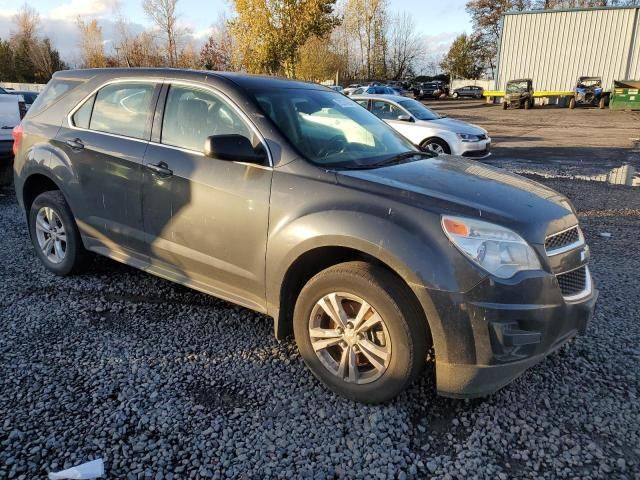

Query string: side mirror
[397,114,413,122]
[204,134,267,164]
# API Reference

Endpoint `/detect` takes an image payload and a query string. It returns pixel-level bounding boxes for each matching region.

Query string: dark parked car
[413,82,448,100]
[13,69,597,403]
[10,90,39,110]
[452,85,484,99]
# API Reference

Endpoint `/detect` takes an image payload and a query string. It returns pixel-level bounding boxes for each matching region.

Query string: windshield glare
[397,99,441,121]
[507,82,528,93]
[252,89,419,168]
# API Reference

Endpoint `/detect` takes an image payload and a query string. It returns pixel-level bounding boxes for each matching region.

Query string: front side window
[89,82,155,140]
[397,99,441,121]
[161,85,251,153]
[371,100,403,121]
[252,88,419,168]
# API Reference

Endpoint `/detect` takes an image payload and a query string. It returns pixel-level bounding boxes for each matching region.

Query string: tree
[466,0,530,77]
[200,14,234,71]
[10,4,39,82]
[143,0,182,67]
[0,39,16,81]
[229,0,339,77]
[387,12,423,80]
[77,18,107,68]
[440,34,483,79]
[344,0,387,80]
[296,35,342,81]
[30,38,67,81]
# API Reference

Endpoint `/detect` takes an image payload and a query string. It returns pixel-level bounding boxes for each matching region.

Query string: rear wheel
[598,96,606,109]
[28,191,88,276]
[452,92,459,99]
[420,138,450,155]
[502,100,508,110]
[293,262,427,403]
[524,99,531,110]
[569,97,576,109]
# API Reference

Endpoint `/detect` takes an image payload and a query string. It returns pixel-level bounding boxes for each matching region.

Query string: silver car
[352,94,491,158]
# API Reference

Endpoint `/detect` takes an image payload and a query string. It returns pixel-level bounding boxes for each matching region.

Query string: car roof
[350,94,409,102]
[53,68,326,92]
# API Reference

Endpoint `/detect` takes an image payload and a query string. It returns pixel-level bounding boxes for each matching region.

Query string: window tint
[90,83,155,140]
[162,85,251,153]
[29,79,82,116]
[72,95,95,129]
[371,100,403,120]
[354,99,369,108]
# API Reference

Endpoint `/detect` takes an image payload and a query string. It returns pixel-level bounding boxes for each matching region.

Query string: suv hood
[422,117,486,135]
[336,156,576,243]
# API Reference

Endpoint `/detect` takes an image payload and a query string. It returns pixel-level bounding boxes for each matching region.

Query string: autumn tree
[296,35,343,81]
[229,0,339,77]
[143,0,182,67]
[77,18,107,68]
[466,0,530,76]
[440,34,483,79]
[200,14,234,71]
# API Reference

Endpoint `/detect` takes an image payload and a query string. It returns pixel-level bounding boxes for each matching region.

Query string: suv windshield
[397,99,441,121]
[507,81,529,93]
[252,88,420,168]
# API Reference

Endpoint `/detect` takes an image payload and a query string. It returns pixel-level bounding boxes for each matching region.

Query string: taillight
[12,123,23,157]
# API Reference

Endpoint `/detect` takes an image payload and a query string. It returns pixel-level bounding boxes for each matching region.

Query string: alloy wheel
[308,292,392,384]
[425,142,445,154]
[35,207,67,264]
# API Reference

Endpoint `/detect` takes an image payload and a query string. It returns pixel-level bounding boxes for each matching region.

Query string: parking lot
[423,99,640,181]
[1,103,639,479]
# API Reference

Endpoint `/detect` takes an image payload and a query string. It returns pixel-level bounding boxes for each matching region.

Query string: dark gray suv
[13,69,598,403]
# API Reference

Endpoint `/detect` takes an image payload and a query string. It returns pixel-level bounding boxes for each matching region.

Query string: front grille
[557,266,587,296]
[545,226,581,252]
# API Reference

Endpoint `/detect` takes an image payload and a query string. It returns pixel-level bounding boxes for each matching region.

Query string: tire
[569,97,576,109]
[420,138,450,155]
[452,92,459,99]
[599,97,606,109]
[502,101,508,110]
[524,99,530,110]
[28,190,89,276]
[293,261,428,403]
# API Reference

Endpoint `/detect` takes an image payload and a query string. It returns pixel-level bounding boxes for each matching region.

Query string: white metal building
[496,7,640,91]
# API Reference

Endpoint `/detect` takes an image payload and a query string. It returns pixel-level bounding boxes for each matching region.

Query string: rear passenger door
[141,83,272,311]
[57,80,160,261]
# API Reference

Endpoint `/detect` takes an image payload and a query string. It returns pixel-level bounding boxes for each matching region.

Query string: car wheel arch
[273,244,436,354]
[22,173,63,215]
[420,137,451,154]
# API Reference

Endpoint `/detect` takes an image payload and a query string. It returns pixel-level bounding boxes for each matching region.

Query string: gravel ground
[0,176,639,480]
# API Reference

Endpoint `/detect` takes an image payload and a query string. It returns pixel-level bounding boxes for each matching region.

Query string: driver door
[141,83,272,311]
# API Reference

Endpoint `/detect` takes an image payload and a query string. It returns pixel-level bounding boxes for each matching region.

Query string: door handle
[146,162,173,177]
[65,138,84,150]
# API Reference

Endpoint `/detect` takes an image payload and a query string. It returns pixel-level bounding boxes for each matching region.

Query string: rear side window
[28,79,82,116]
[89,83,155,140]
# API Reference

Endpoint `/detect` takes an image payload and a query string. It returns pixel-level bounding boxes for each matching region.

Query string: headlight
[441,215,541,279]
[457,133,482,142]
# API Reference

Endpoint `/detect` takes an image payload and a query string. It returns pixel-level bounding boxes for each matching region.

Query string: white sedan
[351,94,491,158]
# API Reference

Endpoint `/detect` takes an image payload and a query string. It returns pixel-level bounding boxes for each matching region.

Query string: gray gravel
[0,177,638,480]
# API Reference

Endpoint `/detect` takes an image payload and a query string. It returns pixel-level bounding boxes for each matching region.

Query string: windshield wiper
[365,150,434,168]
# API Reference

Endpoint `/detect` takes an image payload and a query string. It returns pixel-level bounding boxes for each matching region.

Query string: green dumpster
[609,80,640,110]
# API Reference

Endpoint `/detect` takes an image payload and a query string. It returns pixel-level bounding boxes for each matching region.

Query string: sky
[0,0,472,70]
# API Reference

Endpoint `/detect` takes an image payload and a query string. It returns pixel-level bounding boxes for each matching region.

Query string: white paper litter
[48,459,104,480]
[599,232,612,238]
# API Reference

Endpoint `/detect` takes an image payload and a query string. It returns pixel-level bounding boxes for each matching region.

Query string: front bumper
[453,138,492,159]
[425,269,598,398]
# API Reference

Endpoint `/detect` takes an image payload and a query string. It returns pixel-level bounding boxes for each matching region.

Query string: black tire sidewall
[28,191,84,276]
[293,264,422,403]
[421,138,450,155]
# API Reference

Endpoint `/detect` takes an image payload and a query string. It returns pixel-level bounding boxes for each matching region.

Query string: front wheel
[293,262,428,403]
[502,101,508,110]
[452,92,459,99]
[420,138,450,155]
[28,191,88,276]
[599,97,606,109]
[569,97,576,109]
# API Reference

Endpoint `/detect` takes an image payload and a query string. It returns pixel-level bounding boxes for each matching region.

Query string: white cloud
[49,0,122,21]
